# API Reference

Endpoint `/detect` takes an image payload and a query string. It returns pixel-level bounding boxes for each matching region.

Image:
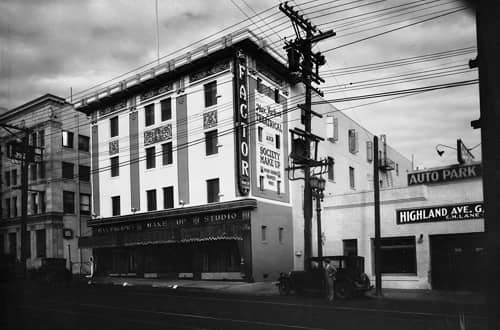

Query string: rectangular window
[261,225,267,242]
[80,194,91,215]
[326,116,339,142]
[5,171,10,186]
[62,130,74,148]
[278,227,284,244]
[110,156,119,177]
[38,162,46,179]
[146,146,156,169]
[78,135,90,152]
[30,132,37,147]
[11,169,17,186]
[343,239,358,256]
[31,192,38,214]
[145,104,155,126]
[161,98,172,121]
[274,89,280,103]
[206,178,220,203]
[259,176,265,191]
[349,166,355,189]
[110,116,119,137]
[275,134,281,149]
[79,165,90,182]
[377,236,417,274]
[204,81,217,107]
[205,130,218,156]
[12,197,17,217]
[63,191,75,214]
[147,189,157,211]
[258,127,263,142]
[30,164,37,181]
[62,162,74,179]
[39,129,45,147]
[277,180,281,195]
[5,198,10,218]
[36,229,46,258]
[348,129,358,154]
[366,141,373,162]
[163,186,174,209]
[111,196,121,216]
[327,157,334,181]
[396,163,399,176]
[162,142,173,165]
[39,191,46,213]
[9,232,16,257]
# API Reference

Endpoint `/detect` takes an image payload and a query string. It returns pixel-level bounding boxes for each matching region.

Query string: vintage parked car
[277,256,372,299]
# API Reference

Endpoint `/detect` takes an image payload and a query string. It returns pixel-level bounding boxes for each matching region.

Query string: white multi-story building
[0,94,91,273]
[75,30,411,281]
[322,162,483,291]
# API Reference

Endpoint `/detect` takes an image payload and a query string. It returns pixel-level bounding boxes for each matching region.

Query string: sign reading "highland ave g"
[397,202,484,225]
[407,163,481,185]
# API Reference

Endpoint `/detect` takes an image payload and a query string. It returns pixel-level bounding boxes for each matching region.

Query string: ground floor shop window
[373,236,416,274]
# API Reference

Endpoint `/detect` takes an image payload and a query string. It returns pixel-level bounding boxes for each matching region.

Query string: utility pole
[373,135,382,296]
[280,2,335,271]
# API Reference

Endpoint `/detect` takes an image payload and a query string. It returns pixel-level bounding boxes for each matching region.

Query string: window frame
[205,130,218,156]
[163,186,174,209]
[204,81,217,107]
[110,116,119,137]
[161,98,172,121]
[145,103,155,126]
[62,162,74,179]
[36,229,46,258]
[78,134,90,152]
[206,178,220,203]
[111,196,121,216]
[349,166,355,189]
[63,191,75,214]
[80,193,91,215]
[146,146,156,169]
[79,165,91,182]
[110,156,119,177]
[62,130,74,148]
[162,142,173,166]
[146,189,157,211]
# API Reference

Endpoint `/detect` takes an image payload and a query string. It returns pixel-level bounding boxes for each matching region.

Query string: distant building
[0,94,91,274]
[74,30,411,281]
[322,162,483,291]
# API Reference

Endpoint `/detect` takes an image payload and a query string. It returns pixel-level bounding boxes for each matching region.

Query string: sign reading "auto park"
[396,202,484,225]
[407,163,481,185]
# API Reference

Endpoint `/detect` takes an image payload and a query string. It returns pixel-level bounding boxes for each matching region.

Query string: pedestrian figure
[86,256,95,284]
[324,259,337,302]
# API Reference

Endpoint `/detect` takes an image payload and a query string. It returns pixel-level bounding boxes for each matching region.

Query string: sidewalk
[88,275,485,305]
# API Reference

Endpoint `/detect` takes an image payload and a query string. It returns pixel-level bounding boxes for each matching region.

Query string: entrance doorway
[430,232,485,291]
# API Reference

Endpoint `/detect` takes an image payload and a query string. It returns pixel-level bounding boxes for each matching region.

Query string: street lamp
[310,176,326,257]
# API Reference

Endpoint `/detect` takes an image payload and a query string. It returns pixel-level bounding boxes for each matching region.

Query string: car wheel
[335,281,353,299]
[278,281,290,296]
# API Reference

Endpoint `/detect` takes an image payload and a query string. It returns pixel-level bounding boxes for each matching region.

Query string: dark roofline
[75,37,292,115]
[0,93,68,122]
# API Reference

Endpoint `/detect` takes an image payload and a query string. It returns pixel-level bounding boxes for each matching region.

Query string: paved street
[0,280,487,330]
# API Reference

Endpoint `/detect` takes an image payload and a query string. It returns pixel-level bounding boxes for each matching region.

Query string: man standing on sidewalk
[324,259,337,302]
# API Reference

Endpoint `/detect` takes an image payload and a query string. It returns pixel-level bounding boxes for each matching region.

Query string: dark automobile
[277,256,372,299]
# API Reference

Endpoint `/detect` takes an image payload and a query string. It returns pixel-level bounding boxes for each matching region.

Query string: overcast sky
[0,0,480,168]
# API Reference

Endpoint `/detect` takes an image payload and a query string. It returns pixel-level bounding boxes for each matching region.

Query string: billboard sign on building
[396,202,484,224]
[407,163,481,185]
[255,92,284,193]
[234,51,250,196]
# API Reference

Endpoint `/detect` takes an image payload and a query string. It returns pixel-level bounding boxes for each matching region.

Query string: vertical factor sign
[234,51,250,195]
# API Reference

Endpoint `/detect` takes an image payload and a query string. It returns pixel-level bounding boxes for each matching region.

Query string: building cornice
[0,94,68,123]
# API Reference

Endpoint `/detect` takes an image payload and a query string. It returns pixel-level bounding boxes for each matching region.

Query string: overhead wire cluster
[5,0,477,180]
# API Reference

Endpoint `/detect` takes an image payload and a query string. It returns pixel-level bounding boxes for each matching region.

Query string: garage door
[430,233,485,291]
